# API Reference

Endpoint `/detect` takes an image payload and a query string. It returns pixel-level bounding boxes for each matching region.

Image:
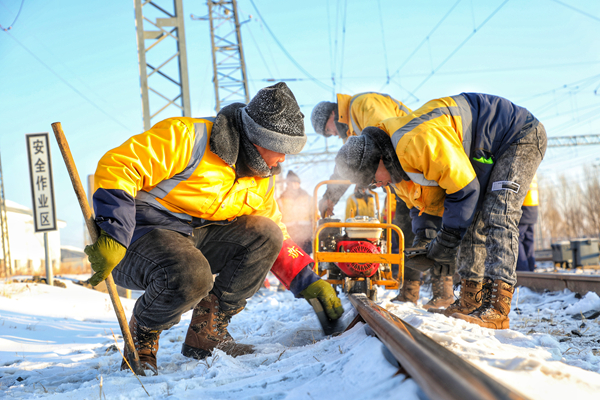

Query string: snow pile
[1,276,599,399]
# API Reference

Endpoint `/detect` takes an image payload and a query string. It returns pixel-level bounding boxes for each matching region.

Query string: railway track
[347,293,530,400]
[516,271,600,296]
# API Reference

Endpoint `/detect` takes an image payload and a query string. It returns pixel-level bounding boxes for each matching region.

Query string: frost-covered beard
[237,130,281,178]
[334,107,348,140]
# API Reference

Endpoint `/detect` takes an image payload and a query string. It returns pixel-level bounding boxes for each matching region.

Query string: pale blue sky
[1,0,599,248]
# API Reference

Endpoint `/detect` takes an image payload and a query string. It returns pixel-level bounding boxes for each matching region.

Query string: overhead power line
[248,0,331,92]
[380,0,462,92]
[3,31,134,132]
[410,0,509,95]
[0,0,24,31]
[550,0,600,23]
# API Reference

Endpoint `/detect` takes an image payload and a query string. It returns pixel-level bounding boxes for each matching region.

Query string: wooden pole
[51,122,145,376]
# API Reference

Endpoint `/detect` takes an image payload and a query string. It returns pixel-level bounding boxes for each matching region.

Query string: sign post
[26,133,57,286]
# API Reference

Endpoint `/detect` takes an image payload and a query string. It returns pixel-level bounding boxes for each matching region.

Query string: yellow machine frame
[312,180,405,290]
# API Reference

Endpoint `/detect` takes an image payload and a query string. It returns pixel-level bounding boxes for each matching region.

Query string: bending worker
[84,83,343,375]
[311,92,448,307]
[333,92,546,330]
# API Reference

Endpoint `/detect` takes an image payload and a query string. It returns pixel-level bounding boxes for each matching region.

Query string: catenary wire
[410,0,509,95]
[248,0,331,92]
[0,0,24,31]
[2,31,135,132]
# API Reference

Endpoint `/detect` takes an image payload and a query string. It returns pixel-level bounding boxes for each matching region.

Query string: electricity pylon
[0,153,11,277]
[193,0,250,111]
[134,0,192,131]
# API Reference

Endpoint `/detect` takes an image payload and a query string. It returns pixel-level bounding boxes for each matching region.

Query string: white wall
[2,200,66,273]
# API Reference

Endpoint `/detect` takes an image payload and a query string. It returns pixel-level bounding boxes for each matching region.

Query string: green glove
[84,230,127,286]
[301,280,344,320]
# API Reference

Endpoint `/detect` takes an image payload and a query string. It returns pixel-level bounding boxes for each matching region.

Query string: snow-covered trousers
[112,215,282,330]
[456,121,547,286]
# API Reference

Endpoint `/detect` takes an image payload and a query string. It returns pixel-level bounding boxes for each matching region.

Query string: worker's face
[324,111,338,137]
[372,160,392,187]
[254,144,286,168]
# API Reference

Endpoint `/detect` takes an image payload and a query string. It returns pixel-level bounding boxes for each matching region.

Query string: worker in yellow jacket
[311,92,412,142]
[345,185,379,220]
[333,93,547,330]
[311,92,443,305]
[516,174,539,271]
[84,83,343,374]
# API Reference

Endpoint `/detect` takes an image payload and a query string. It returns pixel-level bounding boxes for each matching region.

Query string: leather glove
[426,227,461,267]
[318,197,335,218]
[84,230,127,286]
[301,280,344,320]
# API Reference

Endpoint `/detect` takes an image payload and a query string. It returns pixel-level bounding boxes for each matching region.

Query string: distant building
[2,199,66,275]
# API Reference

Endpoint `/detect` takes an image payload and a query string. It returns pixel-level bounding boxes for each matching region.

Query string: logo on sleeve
[287,246,304,259]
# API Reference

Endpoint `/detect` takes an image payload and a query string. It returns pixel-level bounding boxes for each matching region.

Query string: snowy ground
[1,271,599,400]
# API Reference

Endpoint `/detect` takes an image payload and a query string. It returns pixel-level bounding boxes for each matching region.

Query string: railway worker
[84,82,344,375]
[345,185,379,220]
[516,174,539,272]
[332,92,547,329]
[277,170,313,255]
[312,92,450,306]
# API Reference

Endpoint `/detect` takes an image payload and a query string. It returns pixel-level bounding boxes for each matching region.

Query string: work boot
[391,280,421,304]
[453,279,514,330]
[120,314,162,376]
[182,293,254,360]
[422,275,454,310]
[428,279,483,317]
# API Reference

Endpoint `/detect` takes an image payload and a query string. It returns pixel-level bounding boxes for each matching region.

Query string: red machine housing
[335,240,381,278]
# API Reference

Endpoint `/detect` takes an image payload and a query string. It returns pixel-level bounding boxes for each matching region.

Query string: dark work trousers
[112,215,283,330]
[516,223,536,271]
[391,196,421,281]
[457,122,547,286]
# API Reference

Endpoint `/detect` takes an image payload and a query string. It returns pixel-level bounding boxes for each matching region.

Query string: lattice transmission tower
[134,0,192,131]
[193,0,250,111]
[0,153,11,277]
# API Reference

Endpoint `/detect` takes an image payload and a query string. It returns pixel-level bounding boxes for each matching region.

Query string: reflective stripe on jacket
[337,92,412,139]
[379,93,534,234]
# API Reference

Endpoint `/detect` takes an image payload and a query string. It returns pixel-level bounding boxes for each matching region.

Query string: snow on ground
[1,272,599,400]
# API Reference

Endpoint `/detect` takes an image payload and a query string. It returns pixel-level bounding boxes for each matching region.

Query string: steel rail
[348,293,530,400]
[517,271,600,296]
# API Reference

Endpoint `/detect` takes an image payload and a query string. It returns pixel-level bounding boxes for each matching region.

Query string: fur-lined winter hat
[335,127,408,186]
[241,82,306,154]
[311,101,337,136]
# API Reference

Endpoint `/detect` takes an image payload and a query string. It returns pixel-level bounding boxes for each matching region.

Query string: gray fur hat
[241,82,306,155]
[334,127,407,187]
[311,101,337,136]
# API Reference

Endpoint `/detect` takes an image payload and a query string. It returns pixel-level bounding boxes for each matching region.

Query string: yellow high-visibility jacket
[523,174,539,206]
[378,93,535,234]
[345,190,379,220]
[93,117,311,288]
[520,174,539,225]
[337,92,412,141]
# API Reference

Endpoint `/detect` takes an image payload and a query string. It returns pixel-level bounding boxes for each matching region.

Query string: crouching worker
[84,82,343,375]
[333,93,546,329]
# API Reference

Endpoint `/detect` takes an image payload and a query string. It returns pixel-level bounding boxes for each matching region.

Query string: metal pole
[44,232,53,286]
